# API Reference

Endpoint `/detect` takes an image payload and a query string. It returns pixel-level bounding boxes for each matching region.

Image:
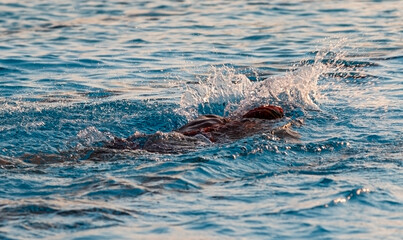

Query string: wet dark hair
[242,105,284,120]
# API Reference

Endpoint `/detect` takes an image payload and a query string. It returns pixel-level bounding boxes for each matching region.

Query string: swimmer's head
[242,105,284,120]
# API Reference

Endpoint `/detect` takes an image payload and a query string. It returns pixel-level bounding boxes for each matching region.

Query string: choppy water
[1,0,402,239]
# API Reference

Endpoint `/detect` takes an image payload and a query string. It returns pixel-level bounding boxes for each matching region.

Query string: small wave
[0,198,134,236]
[66,175,148,199]
[0,198,133,218]
[326,188,371,207]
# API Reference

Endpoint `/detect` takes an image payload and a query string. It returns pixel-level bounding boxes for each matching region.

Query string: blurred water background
[0,0,402,239]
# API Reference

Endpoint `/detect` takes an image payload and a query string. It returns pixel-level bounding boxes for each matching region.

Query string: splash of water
[75,126,115,148]
[179,66,253,120]
[179,39,352,120]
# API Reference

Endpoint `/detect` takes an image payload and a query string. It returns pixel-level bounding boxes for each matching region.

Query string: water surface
[0,0,402,239]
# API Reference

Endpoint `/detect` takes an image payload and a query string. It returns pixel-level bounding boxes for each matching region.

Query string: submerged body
[176,105,285,143]
[177,114,270,143]
[105,105,293,153]
[0,105,294,166]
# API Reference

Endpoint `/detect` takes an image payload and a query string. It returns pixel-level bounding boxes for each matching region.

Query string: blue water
[1,0,402,239]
